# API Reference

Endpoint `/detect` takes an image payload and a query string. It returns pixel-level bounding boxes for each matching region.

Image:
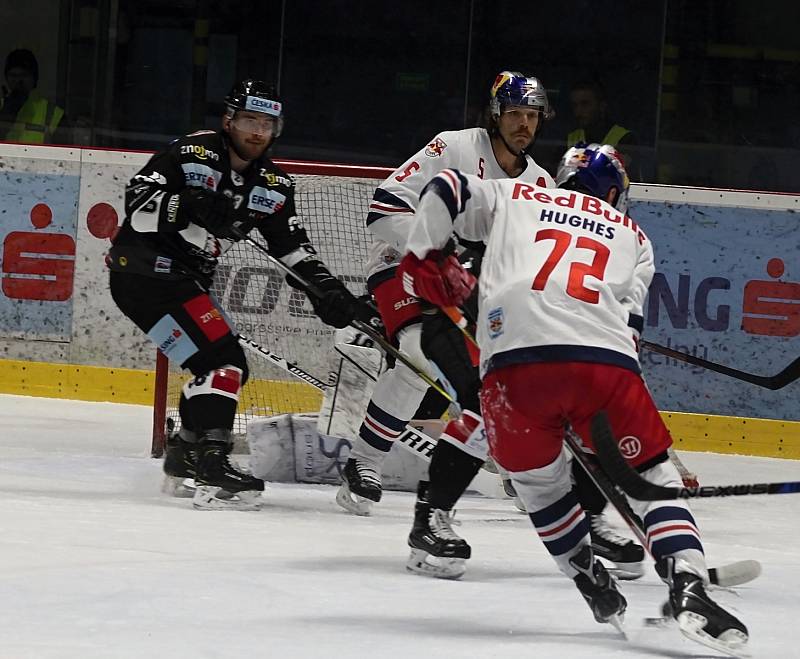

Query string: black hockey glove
[353,294,384,334]
[289,258,358,329]
[308,280,359,329]
[177,188,242,239]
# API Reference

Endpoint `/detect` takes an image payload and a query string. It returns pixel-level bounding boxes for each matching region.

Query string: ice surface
[0,394,797,658]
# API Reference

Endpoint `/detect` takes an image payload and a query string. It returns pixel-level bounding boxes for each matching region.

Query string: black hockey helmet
[224,79,284,137]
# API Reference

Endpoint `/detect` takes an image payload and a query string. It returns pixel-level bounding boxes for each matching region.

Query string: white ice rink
[0,393,797,659]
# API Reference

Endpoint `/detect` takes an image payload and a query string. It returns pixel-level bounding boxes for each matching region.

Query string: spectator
[568,79,640,179]
[0,49,65,144]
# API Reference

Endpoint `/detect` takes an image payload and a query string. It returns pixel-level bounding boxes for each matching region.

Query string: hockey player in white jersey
[336,72,554,525]
[338,72,644,581]
[397,144,748,656]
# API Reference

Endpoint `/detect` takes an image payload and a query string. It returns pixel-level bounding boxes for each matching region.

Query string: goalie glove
[397,250,476,308]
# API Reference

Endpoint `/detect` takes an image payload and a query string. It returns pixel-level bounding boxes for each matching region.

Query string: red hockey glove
[397,251,476,308]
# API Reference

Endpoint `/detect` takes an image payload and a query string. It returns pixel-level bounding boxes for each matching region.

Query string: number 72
[531,229,610,304]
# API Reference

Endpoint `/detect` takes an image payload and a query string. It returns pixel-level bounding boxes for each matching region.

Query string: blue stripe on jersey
[365,189,414,227]
[420,169,470,220]
[484,345,641,377]
[529,490,589,556]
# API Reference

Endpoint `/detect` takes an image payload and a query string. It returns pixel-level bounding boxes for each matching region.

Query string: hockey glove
[397,250,476,308]
[289,258,358,329]
[309,282,359,329]
[177,188,242,239]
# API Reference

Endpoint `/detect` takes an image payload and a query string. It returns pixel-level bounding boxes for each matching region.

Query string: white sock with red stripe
[629,460,708,581]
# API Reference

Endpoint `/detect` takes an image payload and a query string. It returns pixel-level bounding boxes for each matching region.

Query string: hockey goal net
[151,160,392,456]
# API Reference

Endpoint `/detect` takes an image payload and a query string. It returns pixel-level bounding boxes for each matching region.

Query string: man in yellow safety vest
[0,49,65,145]
[567,79,639,179]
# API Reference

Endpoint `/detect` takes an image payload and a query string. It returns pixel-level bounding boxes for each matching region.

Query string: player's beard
[228,131,270,163]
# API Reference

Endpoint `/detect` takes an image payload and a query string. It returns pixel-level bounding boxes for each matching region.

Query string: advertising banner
[631,193,799,420]
[0,148,81,341]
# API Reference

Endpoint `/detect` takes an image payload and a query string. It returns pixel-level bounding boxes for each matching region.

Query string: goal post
[151,159,393,457]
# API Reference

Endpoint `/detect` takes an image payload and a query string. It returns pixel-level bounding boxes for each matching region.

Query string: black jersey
[107,130,319,288]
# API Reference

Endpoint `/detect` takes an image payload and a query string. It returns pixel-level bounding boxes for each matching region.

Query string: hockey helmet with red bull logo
[556,143,630,213]
[489,71,553,121]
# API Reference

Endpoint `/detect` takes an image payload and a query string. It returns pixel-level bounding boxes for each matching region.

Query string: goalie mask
[555,143,630,213]
[224,79,284,137]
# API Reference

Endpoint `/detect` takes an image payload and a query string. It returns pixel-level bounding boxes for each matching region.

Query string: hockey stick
[235,232,456,404]
[592,410,800,500]
[564,430,760,587]
[235,328,471,480]
[642,340,800,391]
[237,333,330,389]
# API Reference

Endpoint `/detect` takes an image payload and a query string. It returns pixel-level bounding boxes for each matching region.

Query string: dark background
[4,0,799,191]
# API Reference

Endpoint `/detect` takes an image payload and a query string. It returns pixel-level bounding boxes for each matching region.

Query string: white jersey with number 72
[404,170,655,378]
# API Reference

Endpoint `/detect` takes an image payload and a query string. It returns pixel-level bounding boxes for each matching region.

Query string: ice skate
[161,431,198,498]
[589,512,645,580]
[335,457,382,516]
[659,558,749,657]
[193,431,264,511]
[570,545,627,632]
[406,481,470,580]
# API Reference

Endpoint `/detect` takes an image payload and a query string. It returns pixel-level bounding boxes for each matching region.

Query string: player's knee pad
[185,338,249,385]
[182,365,244,402]
[440,409,488,461]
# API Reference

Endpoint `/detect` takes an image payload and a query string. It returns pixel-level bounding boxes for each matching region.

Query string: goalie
[107,79,365,510]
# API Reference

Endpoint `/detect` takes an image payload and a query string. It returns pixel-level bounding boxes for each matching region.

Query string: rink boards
[0,142,797,458]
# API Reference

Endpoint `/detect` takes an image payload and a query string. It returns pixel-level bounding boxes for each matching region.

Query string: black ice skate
[406,481,470,580]
[570,545,627,633]
[193,430,264,511]
[161,431,199,498]
[335,457,382,516]
[589,513,645,580]
[658,558,748,657]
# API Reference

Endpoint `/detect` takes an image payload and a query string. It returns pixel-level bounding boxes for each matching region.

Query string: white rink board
[0,142,796,420]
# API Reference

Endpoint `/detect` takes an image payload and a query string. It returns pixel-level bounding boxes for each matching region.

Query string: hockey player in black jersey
[108,79,366,509]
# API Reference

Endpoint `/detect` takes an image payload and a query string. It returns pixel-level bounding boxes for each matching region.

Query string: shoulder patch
[425,137,447,158]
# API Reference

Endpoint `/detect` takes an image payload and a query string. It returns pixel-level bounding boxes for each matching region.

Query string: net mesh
[162,166,386,439]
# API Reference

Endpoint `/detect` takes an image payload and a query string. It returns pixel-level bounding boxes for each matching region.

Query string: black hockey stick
[234,231,456,404]
[564,430,761,587]
[641,340,800,391]
[591,411,800,500]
